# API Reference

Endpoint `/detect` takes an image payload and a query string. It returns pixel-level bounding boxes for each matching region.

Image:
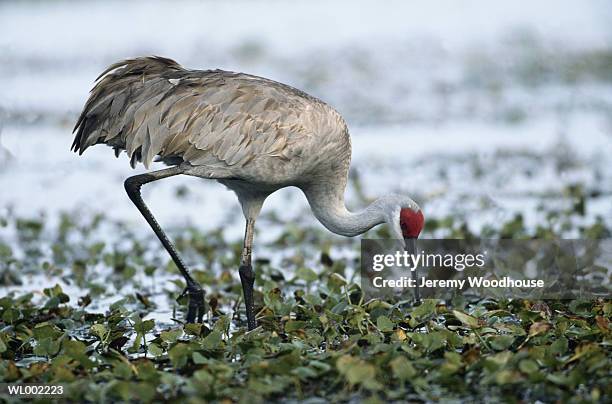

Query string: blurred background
[1,0,611,240]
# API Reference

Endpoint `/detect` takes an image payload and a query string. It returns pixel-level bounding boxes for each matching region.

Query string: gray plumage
[72,56,350,183]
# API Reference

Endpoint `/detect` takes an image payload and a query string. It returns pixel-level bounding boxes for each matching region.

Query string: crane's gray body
[72,57,351,194]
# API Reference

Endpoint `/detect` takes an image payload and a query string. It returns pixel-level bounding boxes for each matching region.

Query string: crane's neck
[303,182,386,237]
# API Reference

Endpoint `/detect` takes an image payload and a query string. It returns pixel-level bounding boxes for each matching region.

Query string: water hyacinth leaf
[489,335,515,350]
[452,310,480,328]
[43,283,70,303]
[440,351,463,375]
[33,323,63,340]
[184,323,203,336]
[408,331,446,352]
[201,330,223,350]
[168,343,192,368]
[390,356,416,380]
[267,350,301,374]
[161,328,183,344]
[411,299,437,322]
[528,322,551,337]
[336,355,380,390]
[519,359,539,374]
[248,376,290,394]
[328,272,348,288]
[495,370,518,385]
[2,308,20,323]
[285,320,307,332]
[291,366,318,380]
[34,338,61,357]
[134,319,155,334]
[604,302,612,317]
[63,340,95,368]
[90,323,108,340]
[213,316,231,334]
[148,343,163,357]
[192,351,208,364]
[295,267,318,282]
[376,315,394,332]
[484,351,513,371]
[392,328,407,342]
[550,337,568,355]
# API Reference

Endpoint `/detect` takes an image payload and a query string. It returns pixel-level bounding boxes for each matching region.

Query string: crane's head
[380,195,424,241]
[400,207,424,239]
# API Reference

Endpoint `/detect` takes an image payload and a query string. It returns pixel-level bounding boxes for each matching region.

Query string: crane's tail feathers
[71,56,183,161]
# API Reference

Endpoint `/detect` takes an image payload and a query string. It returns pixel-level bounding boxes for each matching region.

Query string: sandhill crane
[72,56,424,330]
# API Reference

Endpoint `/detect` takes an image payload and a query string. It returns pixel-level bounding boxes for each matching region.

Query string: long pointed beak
[404,237,416,255]
[404,237,420,303]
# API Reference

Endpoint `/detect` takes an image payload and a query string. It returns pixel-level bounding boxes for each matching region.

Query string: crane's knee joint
[124,174,155,196]
[124,177,141,196]
[124,178,144,199]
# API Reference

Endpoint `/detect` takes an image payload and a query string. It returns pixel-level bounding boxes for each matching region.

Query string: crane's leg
[124,166,205,323]
[239,217,257,330]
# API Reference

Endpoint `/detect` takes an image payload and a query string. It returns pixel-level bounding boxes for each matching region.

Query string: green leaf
[201,330,222,350]
[34,337,61,357]
[328,273,348,288]
[337,355,379,390]
[528,321,551,337]
[161,328,183,344]
[62,340,94,369]
[168,343,191,368]
[285,320,307,332]
[408,331,446,352]
[1,308,20,323]
[134,319,155,334]
[90,324,108,340]
[495,370,518,385]
[550,337,568,355]
[519,359,539,374]
[43,284,69,303]
[411,299,437,322]
[390,356,416,380]
[453,310,480,328]
[440,351,463,375]
[33,323,63,340]
[484,351,512,371]
[184,323,203,336]
[192,351,208,364]
[148,343,163,357]
[376,316,394,332]
[489,335,515,350]
[296,267,318,282]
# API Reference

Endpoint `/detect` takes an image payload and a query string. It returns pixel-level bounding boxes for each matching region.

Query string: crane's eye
[399,208,424,238]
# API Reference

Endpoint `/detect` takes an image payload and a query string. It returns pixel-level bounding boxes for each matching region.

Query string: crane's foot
[239,264,257,331]
[178,284,206,323]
